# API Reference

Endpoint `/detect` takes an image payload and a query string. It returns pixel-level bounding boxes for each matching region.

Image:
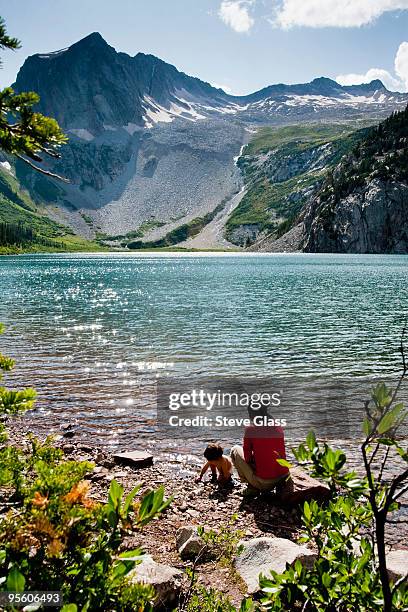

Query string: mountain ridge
[4,32,408,248]
[16,33,397,102]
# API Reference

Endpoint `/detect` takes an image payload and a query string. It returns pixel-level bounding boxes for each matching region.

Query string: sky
[2,0,408,94]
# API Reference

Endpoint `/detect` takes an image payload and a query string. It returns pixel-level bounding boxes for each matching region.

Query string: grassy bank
[0,166,105,254]
[0,238,106,255]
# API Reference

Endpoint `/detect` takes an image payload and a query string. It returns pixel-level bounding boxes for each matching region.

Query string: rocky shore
[4,418,408,607]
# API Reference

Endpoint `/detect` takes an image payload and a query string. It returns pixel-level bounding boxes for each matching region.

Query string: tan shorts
[230,445,292,492]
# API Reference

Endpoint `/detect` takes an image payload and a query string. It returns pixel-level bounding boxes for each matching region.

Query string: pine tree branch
[15,154,69,182]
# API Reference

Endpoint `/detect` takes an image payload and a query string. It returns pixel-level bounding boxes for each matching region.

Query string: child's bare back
[196,443,233,485]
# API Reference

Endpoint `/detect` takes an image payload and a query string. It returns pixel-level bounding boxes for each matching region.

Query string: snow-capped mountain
[12,32,408,242]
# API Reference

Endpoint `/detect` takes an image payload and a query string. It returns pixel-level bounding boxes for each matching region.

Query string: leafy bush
[183,580,253,612]
[197,514,244,568]
[0,324,36,416]
[260,374,408,611]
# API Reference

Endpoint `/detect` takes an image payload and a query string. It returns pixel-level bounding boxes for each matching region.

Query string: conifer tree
[0,17,67,180]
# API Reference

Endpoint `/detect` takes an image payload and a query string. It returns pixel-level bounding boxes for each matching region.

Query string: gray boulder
[387,550,408,582]
[279,467,331,506]
[113,450,153,469]
[127,554,183,608]
[176,525,207,560]
[176,526,196,549]
[235,536,316,594]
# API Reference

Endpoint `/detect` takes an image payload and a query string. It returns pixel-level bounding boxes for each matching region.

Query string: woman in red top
[230,406,292,497]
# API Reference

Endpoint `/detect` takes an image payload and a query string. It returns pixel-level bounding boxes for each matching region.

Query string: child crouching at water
[195,443,233,485]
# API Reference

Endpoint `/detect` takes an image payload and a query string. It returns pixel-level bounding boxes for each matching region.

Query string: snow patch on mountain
[0,161,12,174]
[38,48,68,59]
[142,95,206,128]
[123,123,141,135]
[69,128,94,141]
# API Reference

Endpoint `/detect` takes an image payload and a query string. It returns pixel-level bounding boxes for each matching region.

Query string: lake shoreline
[5,416,407,553]
[3,416,304,605]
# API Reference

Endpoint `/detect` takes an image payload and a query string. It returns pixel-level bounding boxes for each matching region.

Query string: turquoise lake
[0,252,407,452]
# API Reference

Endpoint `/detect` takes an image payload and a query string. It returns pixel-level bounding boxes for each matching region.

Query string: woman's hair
[204,443,224,461]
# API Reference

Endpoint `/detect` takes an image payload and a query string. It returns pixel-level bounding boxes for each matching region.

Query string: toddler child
[195,443,233,485]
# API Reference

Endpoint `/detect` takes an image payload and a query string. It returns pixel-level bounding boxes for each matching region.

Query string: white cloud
[395,41,408,87]
[218,0,255,33]
[336,68,403,91]
[273,0,408,29]
[336,41,408,92]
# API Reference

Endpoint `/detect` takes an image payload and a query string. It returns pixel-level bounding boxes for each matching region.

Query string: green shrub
[197,514,244,568]
[184,581,254,612]
[261,372,408,611]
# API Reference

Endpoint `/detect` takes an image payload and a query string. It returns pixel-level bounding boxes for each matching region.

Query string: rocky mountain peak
[71,31,108,48]
[63,32,117,62]
[359,79,387,91]
[309,77,342,92]
[8,33,408,249]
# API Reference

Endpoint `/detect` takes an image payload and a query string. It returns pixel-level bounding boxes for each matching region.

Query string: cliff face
[303,180,408,253]
[298,105,408,254]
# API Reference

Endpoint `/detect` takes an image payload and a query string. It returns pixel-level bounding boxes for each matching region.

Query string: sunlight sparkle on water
[1,253,407,449]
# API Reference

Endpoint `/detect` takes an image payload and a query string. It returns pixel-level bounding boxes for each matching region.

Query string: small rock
[62,444,75,453]
[62,431,75,439]
[235,537,316,594]
[100,458,115,469]
[112,471,127,478]
[113,451,153,469]
[93,466,104,474]
[176,526,195,549]
[387,550,408,582]
[186,508,199,518]
[79,445,93,453]
[176,526,206,560]
[127,554,182,608]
